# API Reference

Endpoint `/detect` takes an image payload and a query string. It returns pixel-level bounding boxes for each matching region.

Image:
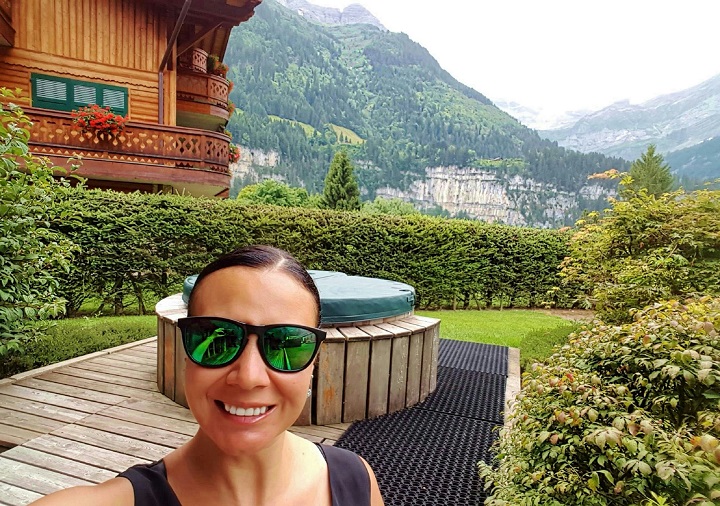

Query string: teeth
[223,403,269,417]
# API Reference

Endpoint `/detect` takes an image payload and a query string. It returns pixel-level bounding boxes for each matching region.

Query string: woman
[33,245,384,505]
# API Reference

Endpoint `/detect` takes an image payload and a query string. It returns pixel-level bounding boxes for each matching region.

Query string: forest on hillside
[224,0,627,209]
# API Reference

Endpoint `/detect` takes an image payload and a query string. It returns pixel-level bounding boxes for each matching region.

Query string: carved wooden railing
[178,47,208,74]
[177,71,230,110]
[25,108,230,174]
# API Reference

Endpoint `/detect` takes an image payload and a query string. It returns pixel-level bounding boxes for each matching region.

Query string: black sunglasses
[178,316,326,372]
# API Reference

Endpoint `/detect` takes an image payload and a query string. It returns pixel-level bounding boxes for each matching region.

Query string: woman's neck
[166,430,311,505]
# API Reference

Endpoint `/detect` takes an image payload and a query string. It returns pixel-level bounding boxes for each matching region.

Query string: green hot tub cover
[182,270,415,324]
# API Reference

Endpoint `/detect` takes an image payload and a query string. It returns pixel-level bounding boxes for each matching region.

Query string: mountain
[224,0,627,226]
[666,136,720,182]
[275,0,386,30]
[541,74,720,165]
[494,100,592,131]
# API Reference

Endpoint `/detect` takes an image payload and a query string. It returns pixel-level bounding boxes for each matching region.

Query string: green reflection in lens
[264,327,316,371]
[190,322,242,366]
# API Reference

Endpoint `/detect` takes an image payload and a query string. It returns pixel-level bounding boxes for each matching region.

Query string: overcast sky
[309,0,720,115]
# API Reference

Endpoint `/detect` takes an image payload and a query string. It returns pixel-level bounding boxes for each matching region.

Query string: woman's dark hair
[187,245,321,325]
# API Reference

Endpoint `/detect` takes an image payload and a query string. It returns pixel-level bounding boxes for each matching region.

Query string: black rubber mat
[438,339,508,375]
[336,408,500,505]
[336,340,509,505]
[417,366,506,423]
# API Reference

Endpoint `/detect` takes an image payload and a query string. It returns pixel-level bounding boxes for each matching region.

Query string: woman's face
[184,266,318,455]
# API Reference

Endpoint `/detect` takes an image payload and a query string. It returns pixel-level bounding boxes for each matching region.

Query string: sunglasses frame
[177,316,326,373]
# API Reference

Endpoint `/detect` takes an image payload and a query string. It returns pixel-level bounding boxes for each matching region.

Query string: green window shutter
[73,84,97,106]
[32,75,72,111]
[101,88,127,115]
[31,73,128,116]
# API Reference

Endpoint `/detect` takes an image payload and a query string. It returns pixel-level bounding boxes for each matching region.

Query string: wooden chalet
[0,0,261,197]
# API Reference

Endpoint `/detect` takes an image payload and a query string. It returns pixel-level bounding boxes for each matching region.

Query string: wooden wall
[0,0,173,123]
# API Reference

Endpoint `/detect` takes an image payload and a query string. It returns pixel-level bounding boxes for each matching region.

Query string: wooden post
[394,319,425,407]
[156,317,164,393]
[315,329,345,425]
[377,322,411,412]
[163,320,176,400]
[174,327,186,407]
[342,340,370,422]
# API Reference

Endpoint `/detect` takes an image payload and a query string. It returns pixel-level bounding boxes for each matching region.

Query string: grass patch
[1,316,157,378]
[416,309,577,369]
[329,123,365,144]
[269,115,317,137]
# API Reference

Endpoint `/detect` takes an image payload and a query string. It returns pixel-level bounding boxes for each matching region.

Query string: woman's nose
[225,335,271,388]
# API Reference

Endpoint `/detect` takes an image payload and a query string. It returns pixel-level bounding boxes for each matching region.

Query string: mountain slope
[224,0,626,225]
[666,136,720,181]
[541,74,720,163]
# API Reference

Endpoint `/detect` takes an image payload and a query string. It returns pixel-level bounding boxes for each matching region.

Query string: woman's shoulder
[317,444,384,506]
[27,478,134,506]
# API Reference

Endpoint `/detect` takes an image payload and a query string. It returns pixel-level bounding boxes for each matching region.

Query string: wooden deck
[0,338,349,505]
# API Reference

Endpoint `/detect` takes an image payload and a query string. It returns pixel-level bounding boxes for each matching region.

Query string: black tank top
[117,444,371,506]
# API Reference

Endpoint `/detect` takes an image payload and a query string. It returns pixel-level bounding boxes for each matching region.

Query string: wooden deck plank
[50,367,157,391]
[70,361,156,381]
[0,384,113,413]
[0,482,44,506]
[289,425,346,440]
[105,354,156,368]
[116,398,196,424]
[0,457,92,495]
[15,378,127,406]
[83,356,156,374]
[113,349,156,362]
[77,415,191,449]
[24,435,147,474]
[0,423,44,447]
[0,395,89,424]
[97,406,198,436]
[35,373,171,404]
[0,409,66,434]
[53,425,169,461]
[2,446,116,484]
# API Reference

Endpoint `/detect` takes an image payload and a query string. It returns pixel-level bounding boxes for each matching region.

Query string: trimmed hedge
[51,189,573,313]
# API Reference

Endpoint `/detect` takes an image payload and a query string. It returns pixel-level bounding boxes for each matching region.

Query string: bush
[479,298,720,506]
[560,188,720,323]
[0,90,77,356]
[51,189,573,312]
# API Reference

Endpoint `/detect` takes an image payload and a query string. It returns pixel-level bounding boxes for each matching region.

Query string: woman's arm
[29,478,133,506]
[360,457,385,506]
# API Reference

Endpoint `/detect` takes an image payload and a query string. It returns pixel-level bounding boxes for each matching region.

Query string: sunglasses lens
[183,319,244,367]
[263,326,319,371]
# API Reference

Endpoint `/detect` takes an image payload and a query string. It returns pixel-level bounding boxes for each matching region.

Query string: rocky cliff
[275,0,386,30]
[376,167,613,227]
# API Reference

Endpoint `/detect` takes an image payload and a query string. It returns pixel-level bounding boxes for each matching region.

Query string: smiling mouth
[217,401,274,417]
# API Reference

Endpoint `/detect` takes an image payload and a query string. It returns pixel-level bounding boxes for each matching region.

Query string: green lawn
[1,315,157,378]
[416,309,578,368]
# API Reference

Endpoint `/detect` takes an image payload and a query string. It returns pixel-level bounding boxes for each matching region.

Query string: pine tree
[322,150,361,211]
[624,145,674,197]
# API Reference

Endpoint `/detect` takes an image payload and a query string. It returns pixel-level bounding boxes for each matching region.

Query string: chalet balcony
[25,108,231,197]
[0,0,14,47]
[176,48,230,132]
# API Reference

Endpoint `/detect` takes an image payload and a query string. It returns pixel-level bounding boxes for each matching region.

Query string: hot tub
[156,271,440,425]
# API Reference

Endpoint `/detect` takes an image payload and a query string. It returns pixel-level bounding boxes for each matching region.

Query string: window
[31,74,128,115]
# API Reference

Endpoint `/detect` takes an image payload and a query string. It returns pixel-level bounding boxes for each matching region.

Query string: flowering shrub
[479,298,720,505]
[72,104,127,135]
[229,143,240,163]
[207,54,229,78]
